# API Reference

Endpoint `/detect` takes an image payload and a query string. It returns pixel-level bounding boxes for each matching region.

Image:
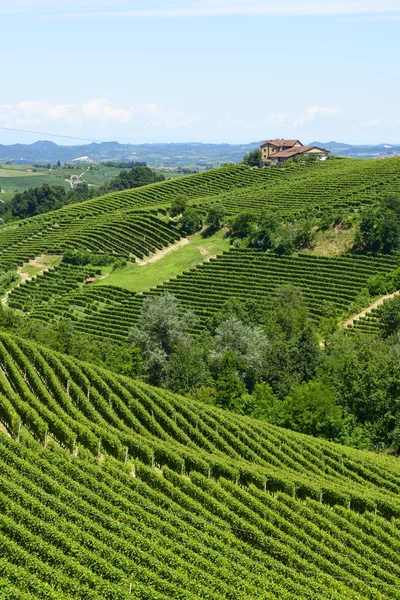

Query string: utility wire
[0,126,105,144]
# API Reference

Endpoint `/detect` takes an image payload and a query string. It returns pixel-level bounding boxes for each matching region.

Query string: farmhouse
[260,139,329,165]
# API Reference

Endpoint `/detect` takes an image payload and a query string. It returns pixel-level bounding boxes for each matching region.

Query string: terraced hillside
[8,250,400,343]
[1,157,400,270]
[1,332,400,598]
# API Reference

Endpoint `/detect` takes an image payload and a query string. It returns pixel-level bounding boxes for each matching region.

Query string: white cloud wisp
[2,0,400,18]
[0,99,199,131]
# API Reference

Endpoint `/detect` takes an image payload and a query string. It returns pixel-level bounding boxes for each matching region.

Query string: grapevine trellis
[1,332,400,597]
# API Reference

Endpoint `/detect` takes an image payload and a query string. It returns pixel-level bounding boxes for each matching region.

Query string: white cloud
[0,99,199,130]
[362,118,383,127]
[2,0,400,18]
[293,106,341,127]
[263,113,292,126]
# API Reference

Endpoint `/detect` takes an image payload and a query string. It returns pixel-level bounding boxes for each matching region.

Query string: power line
[0,126,105,144]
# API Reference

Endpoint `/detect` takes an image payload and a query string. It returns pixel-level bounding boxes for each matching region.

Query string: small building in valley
[260,139,329,165]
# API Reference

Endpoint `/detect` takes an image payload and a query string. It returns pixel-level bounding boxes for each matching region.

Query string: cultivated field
[1,158,400,598]
[1,332,400,598]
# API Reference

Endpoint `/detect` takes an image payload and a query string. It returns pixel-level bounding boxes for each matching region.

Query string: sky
[0,0,399,146]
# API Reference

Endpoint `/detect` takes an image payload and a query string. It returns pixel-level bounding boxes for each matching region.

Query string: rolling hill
[1,157,400,598]
[1,157,400,272]
[1,331,400,598]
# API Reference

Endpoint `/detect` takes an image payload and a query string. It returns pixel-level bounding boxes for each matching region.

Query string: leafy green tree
[320,332,397,446]
[272,226,296,255]
[241,382,283,421]
[167,339,212,394]
[169,196,187,217]
[214,351,247,412]
[242,149,262,167]
[295,219,316,250]
[378,295,400,338]
[206,296,269,332]
[354,196,400,253]
[249,211,282,251]
[100,166,165,193]
[127,293,196,385]
[281,380,345,440]
[268,284,309,340]
[210,316,270,390]
[206,203,225,230]
[180,208,202,235]
[229,211,256,238]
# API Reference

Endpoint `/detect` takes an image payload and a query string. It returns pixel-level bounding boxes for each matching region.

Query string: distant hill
[0,140,260,167]
[310,141,400,158]
[1,139,399,166]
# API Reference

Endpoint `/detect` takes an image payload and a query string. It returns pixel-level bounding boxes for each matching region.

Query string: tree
[210,316,270,389]
[127,293,197,385]
[180,208,202,235]
[378,295,400,338]
[354,197,400,254]
[248,211,282,251]
[167,339,212,394]
[281,380,345,440]
[242,149,262,167]
[100,166,165,193]
[214,351,247,412]
[241,382,282,421]
[229,211,256,238]
[268,284,308,340]
[295,218,316,250]
[170,196,187,217]
[206,203,225,230]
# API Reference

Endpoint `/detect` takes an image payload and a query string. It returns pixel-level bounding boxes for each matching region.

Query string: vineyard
[8,249,400,343]
[1,158,400,271]
[1,331,400,597]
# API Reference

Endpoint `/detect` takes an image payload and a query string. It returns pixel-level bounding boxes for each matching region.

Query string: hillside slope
[1,157,400,270]
[8,250,399,343]
[1,332,400,597]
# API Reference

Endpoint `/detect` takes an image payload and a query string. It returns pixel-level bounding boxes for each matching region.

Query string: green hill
[1,157,400,270]
[8,249,399,343]
[1,331,400,598]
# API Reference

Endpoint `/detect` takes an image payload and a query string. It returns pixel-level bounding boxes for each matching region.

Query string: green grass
[95,230,230,293]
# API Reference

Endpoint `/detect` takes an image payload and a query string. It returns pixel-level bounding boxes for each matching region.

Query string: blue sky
[1,0,399,145]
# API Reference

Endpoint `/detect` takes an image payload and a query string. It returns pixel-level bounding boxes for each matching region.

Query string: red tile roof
[270,145,328,159]
[260,139,301,148]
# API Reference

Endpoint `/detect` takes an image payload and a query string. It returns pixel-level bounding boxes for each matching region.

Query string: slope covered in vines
[1,157,400,270]
[0,331,400,598]
[9,249,399,343]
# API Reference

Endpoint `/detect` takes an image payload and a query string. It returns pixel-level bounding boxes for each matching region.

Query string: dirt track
[342,290,400,328]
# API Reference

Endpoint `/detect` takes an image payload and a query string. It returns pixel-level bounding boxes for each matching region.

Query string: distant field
[0,162,155,196]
